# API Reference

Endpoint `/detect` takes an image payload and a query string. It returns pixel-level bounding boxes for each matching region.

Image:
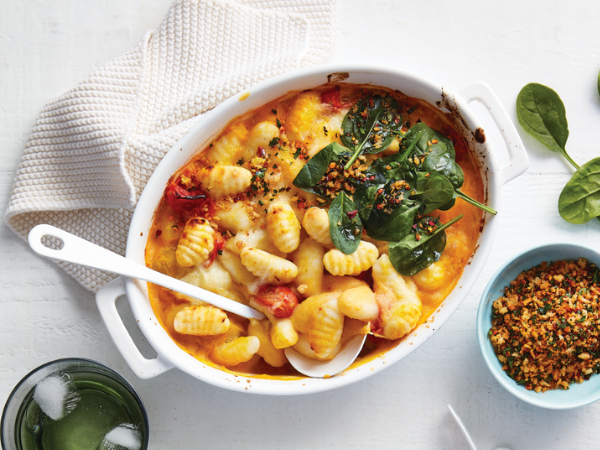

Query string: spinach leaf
[402,123,464,188]
[411,173,455,214]
[328,192,363,254]
[516,83,579,169]
[515,81,600,224]
[341,95,402,170]
[454,189,497,214]
[402,122,455,158]
[401,122,496,214]
[293,142,348,193]
[352,182,383,222]
[437,193,457,211]
[558,157,600,224]
[389,214,463,276]
[363,198,420,242]
[350,138,422,222]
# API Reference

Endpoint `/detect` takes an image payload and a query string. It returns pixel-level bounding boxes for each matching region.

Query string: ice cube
[24,400,43,436]
[33,373,81,421]
[97,424,142,450]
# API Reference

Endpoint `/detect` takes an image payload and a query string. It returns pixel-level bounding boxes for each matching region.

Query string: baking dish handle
[96,277,173,379]
[457,81,529,186]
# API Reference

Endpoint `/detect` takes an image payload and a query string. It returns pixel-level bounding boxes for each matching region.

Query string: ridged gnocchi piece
[412,262,445,291]
[240,247,298,285]
[292,292,344,359]
[323,241,379,276]
[180,261,246,305]
[270,318,299,349]
[291,292,340,334]
[198,165,252,198]
[290,238,324,297]
[291,291,344,358]
[244,122,280,159]
[203,122,248,166]
[213,202,256,234]
[338,285,379,321]
[292,332,342,361]
[176,218,215,267]
[372,254,422,340]
[209,336,260,367]
[225,228,286,258]
[266,202,301,253]
[218,249,257,286]
[301,207,333,248]
[173,306,230,336]
[248,319,287,367]
[286,91,320,144]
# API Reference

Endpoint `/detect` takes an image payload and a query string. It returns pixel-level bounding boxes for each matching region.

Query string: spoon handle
[28,224,264,320]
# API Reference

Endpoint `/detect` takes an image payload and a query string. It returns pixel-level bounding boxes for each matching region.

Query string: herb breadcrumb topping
[490,259,600,392]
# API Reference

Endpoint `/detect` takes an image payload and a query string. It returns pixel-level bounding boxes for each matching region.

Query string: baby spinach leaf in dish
[412,173,455,215]
[293,142,349,194]
[558,157,600,224]
[363,197,420,242]
[328,192,362,255]
[341,95,403,169]
[402,123,496,215]
[389,214,463,276]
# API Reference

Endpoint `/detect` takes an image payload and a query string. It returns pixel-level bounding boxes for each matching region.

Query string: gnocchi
[266,202,301,253]
[323,241,379,276]
[198,165,252,198]
[301,207,334,248]
[176,218,215,267]
[146,83,485,376]
[173,306,230,336]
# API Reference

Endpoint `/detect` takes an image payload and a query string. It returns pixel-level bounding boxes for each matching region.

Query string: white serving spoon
[28,224,366,378]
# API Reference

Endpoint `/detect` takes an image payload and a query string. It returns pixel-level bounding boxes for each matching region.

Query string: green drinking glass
[1,358,149,450]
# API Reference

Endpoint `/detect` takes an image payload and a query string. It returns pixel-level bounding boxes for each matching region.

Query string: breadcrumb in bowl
[477,243,600,409]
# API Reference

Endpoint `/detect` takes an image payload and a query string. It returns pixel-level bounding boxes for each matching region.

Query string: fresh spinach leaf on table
[341,94,403,169]
[516,82,600,224]
[558,157,600,224]
[389,214,463,276]
[328,192,363,254]
[516,83,576,167]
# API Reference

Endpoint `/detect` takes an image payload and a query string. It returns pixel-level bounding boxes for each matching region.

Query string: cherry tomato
[255,285,298,318]
[321,86,345,110]
[165,180,213,217]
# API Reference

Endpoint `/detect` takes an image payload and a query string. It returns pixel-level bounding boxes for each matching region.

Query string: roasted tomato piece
[321,86,346,110]
[165,181,213,217]
[205,232,225,268]
[255,285,298,318]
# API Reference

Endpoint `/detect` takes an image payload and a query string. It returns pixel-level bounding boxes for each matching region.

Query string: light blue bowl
[477,242,600,409]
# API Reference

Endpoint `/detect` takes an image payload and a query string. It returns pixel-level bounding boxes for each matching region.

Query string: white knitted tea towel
[5,0,338,292]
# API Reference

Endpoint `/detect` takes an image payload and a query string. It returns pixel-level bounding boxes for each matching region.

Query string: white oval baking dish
[95,64,528,395]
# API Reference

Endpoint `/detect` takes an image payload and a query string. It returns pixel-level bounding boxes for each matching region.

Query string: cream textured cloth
[5,0,338,291]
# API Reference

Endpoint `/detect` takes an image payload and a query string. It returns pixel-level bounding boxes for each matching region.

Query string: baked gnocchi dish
[145,84,488,376]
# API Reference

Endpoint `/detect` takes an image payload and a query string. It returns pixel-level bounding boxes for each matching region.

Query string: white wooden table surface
[2,1,600,449]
